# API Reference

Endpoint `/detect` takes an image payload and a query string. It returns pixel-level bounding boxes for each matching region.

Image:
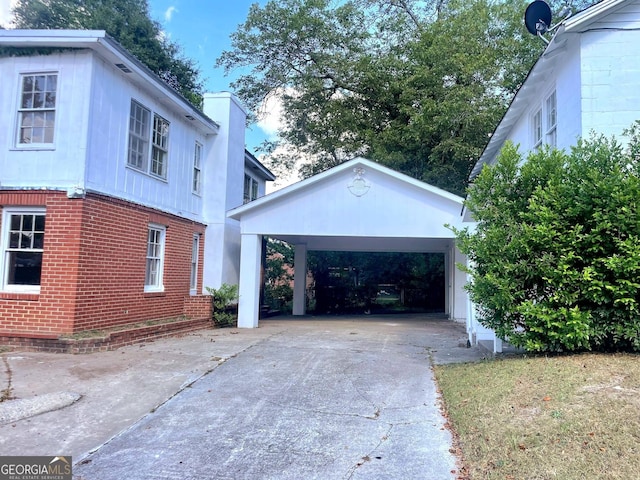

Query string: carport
[227,157,469,330]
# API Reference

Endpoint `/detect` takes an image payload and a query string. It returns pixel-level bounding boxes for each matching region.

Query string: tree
[11,0,203,105]
[218,0,594,195]
[307,251,445,314]
[263,239,295,313]
[453,125,640,352]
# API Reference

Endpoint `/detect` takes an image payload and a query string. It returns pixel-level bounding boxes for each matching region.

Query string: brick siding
[0,190,212,340]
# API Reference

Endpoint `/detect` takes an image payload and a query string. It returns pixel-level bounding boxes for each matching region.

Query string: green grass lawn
[434,353,640,480]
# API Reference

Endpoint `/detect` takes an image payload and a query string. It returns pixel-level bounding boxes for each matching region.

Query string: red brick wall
[0,191,78,335]
[0,190,211,336]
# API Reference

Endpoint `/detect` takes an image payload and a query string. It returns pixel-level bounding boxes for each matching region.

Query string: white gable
[229,158,463,252]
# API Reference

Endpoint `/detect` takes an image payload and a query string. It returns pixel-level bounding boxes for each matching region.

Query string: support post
[293,244,308,316]
[444,249,451,318]
[238,234,262,328]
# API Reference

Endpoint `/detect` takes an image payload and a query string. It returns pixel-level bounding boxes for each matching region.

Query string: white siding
[200,93,248,290]
[501,38,582,157]
[0,51,92,189]
[556,40,582,148]
[84,54,209,220]
[201,93,246,222]
[580,28,640,139]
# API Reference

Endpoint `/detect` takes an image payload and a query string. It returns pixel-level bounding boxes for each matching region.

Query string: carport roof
[227,158,464,253]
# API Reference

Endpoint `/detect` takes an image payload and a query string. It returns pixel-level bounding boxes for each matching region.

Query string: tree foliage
[11,0,203,105]
[454,125,640,352]
[307,251,445,314]
[218,0,593,195]
[264,239,295,313]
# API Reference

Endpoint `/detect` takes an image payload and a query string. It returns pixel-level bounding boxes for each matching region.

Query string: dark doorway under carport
[306,251,445,315]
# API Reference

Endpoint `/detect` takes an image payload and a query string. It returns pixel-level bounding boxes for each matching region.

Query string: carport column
[292,244,308,316]
[238,233,262,328]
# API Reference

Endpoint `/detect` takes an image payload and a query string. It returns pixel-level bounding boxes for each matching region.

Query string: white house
[0,29,273,347]
[471,0,640,177]
[465,0,640,351]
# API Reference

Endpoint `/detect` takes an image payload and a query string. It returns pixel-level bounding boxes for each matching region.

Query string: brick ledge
[0,316,214,353]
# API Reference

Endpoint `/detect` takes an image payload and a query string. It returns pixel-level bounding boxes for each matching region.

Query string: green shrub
[453,123,640,352]
[206,284,239,328]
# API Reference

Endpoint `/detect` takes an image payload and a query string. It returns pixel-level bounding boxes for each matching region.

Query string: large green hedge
[454,124,640,352]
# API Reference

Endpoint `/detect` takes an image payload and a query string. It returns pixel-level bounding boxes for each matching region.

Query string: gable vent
[115,63,132,73]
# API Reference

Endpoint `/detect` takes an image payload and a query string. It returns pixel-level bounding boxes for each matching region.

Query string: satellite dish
[524,1,553,36]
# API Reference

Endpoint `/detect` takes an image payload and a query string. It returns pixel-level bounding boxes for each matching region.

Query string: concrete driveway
[0,315,489,479]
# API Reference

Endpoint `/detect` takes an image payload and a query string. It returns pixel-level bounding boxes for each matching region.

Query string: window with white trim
[190,234,199,293]
[128,100,170,179]
[531,89,557,150]
[128,101,150,170]
[151,114,169,178]
[243,174,259,204]
[1,208,46,292]
[545,90,557,147]
[145,224,165,292]
[532,108,543,150]
[193,142,202,194]
[17,73,57,145]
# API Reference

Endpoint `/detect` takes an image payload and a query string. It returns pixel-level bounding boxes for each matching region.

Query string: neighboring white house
[0,29,273,344]
[465,0,640,351]
[471,0,640,178]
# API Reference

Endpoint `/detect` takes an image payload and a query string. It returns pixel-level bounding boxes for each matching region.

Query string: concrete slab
[0,315,490,479]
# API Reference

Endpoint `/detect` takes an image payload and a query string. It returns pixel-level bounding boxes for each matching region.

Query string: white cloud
[256,92,286,139]
[262,143,305,194]
[164,6,177,22]
[0,0,17,27]
[253,90,305,192]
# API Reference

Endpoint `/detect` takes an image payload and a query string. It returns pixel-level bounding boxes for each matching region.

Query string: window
[128,101,150,170]
[128,100,169,179]
[190,234,199,293]
[244,174,259,204]
[193,142,202,194]
[17,73,57,145]
[531,89,557,150]
[151,114,169,178]
[532,108,543,149]
[1,209,46,292]
[145,225,165,292]
[545,90,557,147]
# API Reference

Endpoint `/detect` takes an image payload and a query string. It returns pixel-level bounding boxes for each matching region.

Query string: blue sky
[148,0,271,152]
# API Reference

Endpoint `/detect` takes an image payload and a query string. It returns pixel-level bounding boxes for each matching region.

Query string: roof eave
[0,29,220,136]
[244,150,276,181]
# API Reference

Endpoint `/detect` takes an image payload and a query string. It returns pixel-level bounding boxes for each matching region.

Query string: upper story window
[17,73,57,146]
[1,208,46,293]
[532,89,557,150]
[193,142,202,194]
[532,108,543,150]
[151,114,169,178]
[128,100,170,180]
[545,90,557,147]
[244,174,259,204]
